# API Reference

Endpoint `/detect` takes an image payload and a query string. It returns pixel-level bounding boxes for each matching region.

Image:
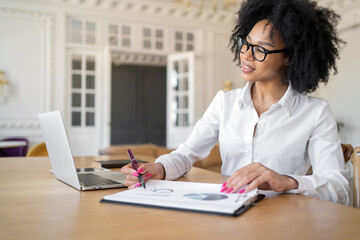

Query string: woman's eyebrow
[247,35,275,48]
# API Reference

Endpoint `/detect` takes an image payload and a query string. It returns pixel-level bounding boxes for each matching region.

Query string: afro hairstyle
[230,0,345,94]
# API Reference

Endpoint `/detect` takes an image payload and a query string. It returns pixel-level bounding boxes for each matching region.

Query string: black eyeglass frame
[236,37,288,62]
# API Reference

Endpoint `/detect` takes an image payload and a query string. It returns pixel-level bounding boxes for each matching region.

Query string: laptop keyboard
[78,173,120,186]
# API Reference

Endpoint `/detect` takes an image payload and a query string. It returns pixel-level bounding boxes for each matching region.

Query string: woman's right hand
[120,162,166,189]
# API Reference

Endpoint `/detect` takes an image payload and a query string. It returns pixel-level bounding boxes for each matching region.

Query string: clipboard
[100,180,265,216]
[101,193,264,216]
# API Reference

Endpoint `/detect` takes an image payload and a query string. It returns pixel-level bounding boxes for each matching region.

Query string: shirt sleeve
[155,91,224,180]
[285,101,350,205]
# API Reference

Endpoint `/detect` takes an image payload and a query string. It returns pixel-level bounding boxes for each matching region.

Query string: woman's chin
[241,74,256,83]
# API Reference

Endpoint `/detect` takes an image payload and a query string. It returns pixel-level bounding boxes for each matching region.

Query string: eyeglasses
[237,37,287,62]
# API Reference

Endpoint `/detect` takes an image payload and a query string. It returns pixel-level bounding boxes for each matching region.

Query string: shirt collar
[277,84,297,116]
[238,82,253,109]
[238,82,297,116]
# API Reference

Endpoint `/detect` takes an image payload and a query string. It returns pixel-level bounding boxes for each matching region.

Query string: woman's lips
[242,63,255,73]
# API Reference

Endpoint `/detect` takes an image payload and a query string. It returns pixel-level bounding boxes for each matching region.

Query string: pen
[126,149,146,189]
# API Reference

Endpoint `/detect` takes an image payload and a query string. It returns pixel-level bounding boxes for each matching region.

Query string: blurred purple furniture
[0,138,29,157]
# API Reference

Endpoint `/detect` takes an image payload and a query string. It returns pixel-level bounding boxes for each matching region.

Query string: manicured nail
[222,182,227,188]
[138,168,144,173]
[225,188,233,194]
[132,172,139,177]
[145,173,152,178]
[220,187,228,192]
[238,189,245,194]
[134,183,141,187]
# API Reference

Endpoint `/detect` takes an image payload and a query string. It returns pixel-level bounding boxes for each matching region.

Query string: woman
[121,0,349,204]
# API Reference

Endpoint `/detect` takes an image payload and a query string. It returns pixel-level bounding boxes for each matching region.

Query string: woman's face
[240,19,288,84]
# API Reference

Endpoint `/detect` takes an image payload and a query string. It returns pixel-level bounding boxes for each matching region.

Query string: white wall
[212,31,245,92]
[0,15,43,115]
[199,30,245,121]
[315,25,360,147]
[0,5,57,147]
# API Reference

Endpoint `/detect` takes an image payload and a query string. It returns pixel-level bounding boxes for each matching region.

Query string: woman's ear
[281,57,290,76]
[284,57,290,66]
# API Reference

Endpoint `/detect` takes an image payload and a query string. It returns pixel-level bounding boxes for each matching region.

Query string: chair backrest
[306,143,359,208]
[100,143,172,158]
[0,137,29,157]
[26,142,48,157]
[342,144,354,164]
[351,147,360,208]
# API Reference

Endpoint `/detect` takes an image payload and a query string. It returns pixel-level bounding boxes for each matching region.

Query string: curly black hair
[230,0,345,94]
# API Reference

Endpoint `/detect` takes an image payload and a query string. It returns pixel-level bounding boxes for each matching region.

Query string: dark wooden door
[111,64,166,146]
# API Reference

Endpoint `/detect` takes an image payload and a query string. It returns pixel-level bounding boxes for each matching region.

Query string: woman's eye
[257,47,266,53]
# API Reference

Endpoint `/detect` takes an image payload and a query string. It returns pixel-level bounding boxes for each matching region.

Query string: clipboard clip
[245,194,265,207]
[234,194,265,216]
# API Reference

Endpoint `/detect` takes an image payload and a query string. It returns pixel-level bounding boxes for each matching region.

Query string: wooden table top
[0,156,360,240]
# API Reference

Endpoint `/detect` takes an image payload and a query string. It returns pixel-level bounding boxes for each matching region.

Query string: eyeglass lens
[238,38,266,62]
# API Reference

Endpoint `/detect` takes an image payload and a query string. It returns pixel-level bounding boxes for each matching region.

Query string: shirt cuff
[155,155,181,181]
[283,174,314,195]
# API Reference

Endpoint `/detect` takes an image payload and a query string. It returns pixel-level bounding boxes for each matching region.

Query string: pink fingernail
[238,189,245,194]
[220,187,228,192]
[145,173,152,178]
[134,183,141,187]
[138,168,144,173]
[225,188,233,194]
[132,172,139,177]
[222,182,227,188]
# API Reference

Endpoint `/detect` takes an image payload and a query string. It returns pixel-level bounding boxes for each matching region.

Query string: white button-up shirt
[156,82,349,204]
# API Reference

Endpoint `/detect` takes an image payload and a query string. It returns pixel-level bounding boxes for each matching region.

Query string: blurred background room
[0,0,359,157]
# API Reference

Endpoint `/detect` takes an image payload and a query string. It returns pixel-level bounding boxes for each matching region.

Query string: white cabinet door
[166,51,195,149]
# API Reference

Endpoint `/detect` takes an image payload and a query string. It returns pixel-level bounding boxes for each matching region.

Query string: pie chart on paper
[183,193,228,201]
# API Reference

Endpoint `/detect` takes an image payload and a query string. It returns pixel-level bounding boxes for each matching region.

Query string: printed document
[101,180,260,215]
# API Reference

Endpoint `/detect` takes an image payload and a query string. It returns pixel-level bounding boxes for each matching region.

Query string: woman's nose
[242,48,254,61]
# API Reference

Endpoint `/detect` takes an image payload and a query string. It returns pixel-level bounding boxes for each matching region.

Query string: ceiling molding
[19,0,240,25]
[317,0,360,12]
[338,6,360,32]
[6,0,360,30]
[317,0,360,31]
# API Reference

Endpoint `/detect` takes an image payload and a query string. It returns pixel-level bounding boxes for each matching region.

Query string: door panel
[111,65,166,146]
[166,52,195,149]
[67,51,101,156]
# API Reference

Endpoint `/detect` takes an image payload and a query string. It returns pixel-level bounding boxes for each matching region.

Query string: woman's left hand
[221,162,299,194]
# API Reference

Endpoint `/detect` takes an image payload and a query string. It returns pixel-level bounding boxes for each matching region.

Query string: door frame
[102,50,169,149]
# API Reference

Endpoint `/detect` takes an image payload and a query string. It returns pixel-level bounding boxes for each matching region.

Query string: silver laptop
[38,111,126,190]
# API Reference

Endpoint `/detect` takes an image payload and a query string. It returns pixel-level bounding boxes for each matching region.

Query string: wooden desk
[0,157,360,240]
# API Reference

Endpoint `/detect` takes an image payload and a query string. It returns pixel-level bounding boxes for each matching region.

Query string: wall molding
[0,6,55,130]
[111,52,167,66]
[0,121,40,129]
